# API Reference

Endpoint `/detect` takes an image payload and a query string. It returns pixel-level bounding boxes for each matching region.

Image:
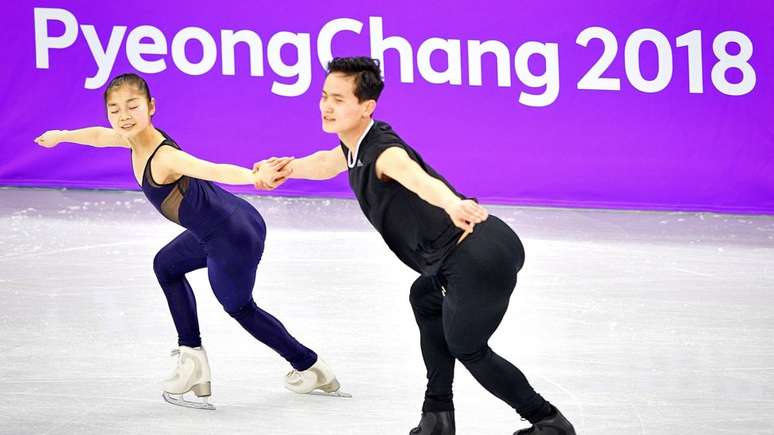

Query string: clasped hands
[252,157,294,190]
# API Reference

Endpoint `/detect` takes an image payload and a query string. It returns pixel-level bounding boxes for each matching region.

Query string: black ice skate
[513,408,575,435]
[409,410,455,435]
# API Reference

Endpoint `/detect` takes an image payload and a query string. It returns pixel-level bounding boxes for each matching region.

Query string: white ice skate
[284,358,352,398]
[162,346,215,410]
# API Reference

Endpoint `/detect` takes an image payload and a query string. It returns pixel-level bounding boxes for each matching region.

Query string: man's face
[319,73,373,134]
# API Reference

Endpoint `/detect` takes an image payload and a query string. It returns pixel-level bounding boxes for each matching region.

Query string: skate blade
[308,389,352,398]
[162,392,216,410]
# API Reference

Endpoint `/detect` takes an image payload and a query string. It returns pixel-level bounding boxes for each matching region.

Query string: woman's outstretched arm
[35,128,129,148]
[154,146,292,187]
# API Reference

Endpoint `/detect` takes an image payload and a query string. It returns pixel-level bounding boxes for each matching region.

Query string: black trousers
[410,215,548,417]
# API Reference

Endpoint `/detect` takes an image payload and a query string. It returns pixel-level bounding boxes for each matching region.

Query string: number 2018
[576,27,756,96]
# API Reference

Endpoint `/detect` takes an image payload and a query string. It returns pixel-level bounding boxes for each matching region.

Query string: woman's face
[105,85,155,139]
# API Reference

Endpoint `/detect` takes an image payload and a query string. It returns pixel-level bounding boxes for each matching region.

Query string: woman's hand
[252,157,294,190]
[34,130,65,148]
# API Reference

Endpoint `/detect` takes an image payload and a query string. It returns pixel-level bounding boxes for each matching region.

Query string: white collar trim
[347,119,375,169]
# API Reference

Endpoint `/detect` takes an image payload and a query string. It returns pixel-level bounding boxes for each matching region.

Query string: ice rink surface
[1,187,773,434]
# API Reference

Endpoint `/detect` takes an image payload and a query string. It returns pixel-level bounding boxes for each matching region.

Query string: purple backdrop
[1,1,772,214]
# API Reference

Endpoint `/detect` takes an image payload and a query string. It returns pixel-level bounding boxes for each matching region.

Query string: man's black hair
[327,57,385,102]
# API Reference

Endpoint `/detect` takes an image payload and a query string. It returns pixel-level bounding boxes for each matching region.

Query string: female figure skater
[34,73,347,410]
[255,58,575,434]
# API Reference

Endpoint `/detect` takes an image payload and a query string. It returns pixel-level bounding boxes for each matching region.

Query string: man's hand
[253,157,294,190]
[445,199,488,233]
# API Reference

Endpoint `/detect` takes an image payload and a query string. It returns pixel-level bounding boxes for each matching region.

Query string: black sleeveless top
[341,120,465,275]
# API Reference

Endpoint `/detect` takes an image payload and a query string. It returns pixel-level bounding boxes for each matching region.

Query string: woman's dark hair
[103,73,152,103]
[326,57,384,102]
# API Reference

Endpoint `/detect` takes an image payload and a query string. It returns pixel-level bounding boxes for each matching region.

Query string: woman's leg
[153,230,207,347]
[207,211,318,371]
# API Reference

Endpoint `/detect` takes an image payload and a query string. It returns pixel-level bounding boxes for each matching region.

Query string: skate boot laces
[285,369,301,381]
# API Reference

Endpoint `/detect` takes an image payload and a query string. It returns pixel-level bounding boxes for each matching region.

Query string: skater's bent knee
[409,275,440,306]
[449,344,492,365]
[153,251,174,282]
[224,299,258,319]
